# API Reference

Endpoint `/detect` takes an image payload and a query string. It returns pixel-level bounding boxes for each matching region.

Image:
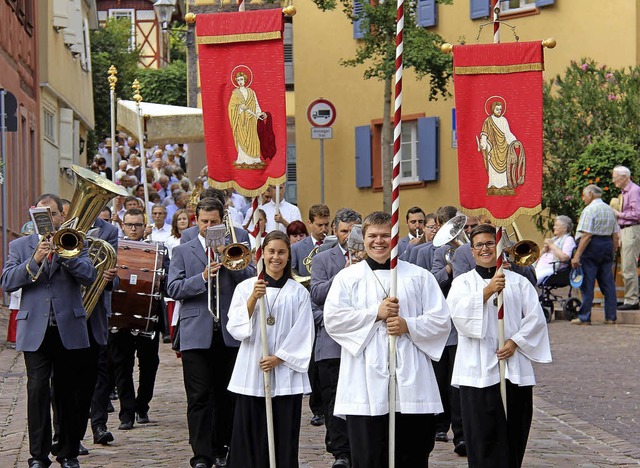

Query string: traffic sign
[307,98,336,128]
[311,128,333,140]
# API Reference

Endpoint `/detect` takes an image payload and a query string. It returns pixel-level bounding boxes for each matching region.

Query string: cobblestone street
[1,309,639,467]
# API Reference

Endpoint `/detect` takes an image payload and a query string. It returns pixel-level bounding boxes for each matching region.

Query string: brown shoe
[603,319,617,325]
[570,318,590,325]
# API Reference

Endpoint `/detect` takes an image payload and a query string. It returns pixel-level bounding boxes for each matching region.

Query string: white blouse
[227,277,315,397]
[447,269,552,388]
[324,261,451,417]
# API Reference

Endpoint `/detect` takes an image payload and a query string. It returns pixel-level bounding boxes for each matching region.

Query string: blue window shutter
[355,125,372,188]
[417,117,439,182]
[470,0,489,19]
[416,0,437,28]
[536,0,555,6]
[353,0,365,39]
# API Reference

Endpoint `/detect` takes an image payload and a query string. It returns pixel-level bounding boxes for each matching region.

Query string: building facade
[292,0,638,239]
[0,0,39,257]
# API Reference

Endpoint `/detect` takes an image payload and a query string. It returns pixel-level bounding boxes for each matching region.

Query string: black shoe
[51,442,59,456]
[214,456,228,467]
[78,443,89,456]
[310,414,324,426]
[29,461,48,468]
[618,303,639,310]
[109,390,118,401]
[118,420,134,430]
[106,401,114,413]
[454,440,467,456]
[163,335,172,343]
[136,411,150,424]
[59,458,80,468]
[435,431,449,442]
[332,455,351,467]
[93,426,114,445]
[193,463,208,468]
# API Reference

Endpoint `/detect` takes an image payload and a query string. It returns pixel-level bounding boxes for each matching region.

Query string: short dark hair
[469,224,496,244]
[124,195,139,206]
[362,211,391,236]
[196,198,224,219]
[286,220,308,237]
[405,206,425,221]
[262,230,292,280]
[309,204,330,222]
[425,213,437,224]
[436,206,458,225]
[36,194,63,212]
[200,188,226,206]
[123,208,144,223]
[101,206,112,216]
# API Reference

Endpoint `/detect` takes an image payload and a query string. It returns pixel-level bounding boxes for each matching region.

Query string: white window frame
[109,8,136,50]
[499,0,536,14]
[43,107,57,145]
[385,121,419,183]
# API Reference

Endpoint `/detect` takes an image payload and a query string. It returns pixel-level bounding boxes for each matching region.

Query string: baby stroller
[538,261,582,322]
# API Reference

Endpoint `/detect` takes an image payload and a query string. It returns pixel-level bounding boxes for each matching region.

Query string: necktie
[316,241,322,247]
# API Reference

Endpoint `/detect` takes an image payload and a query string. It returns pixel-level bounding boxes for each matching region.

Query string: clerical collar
[475,265,496,279]
[366,257,391,271]
[264,272,288,288]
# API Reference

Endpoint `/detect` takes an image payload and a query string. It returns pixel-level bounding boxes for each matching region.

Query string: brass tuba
[221,211,252,270]
[64,165,128,316]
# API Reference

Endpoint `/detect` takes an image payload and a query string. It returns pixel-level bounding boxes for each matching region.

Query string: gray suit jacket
[309,244,347,361]
[167,236,256,350]
[431,244,453,294]
[181,225,250,247]
[1,234,96,352]
[408,242,431,265]
[87,218,119,346]
[397,236,410,258]
[415,243,436,271]
[452,243,537,287]
[291,236,315,276]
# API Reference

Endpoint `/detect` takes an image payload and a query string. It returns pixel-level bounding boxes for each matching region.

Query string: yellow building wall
[293,0,640,239]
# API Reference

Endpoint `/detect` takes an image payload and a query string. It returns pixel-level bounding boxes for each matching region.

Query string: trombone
[221,211,252,271]
[205,225,227,322]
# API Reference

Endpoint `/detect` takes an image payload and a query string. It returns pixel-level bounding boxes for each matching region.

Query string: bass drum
[110,240,165,338]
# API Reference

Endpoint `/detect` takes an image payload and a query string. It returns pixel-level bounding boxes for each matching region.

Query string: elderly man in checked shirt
[571,184,620,325]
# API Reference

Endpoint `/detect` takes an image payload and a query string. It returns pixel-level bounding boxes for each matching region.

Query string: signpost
[307,98,336,204]
[1,89,17,306]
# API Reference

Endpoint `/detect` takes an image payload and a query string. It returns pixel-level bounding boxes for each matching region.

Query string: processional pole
[108,65,118,182]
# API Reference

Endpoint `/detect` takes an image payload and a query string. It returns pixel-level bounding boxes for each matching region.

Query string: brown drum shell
[110,240,165,336]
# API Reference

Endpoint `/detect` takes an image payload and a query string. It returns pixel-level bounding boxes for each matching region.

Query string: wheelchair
[538,262,582,323]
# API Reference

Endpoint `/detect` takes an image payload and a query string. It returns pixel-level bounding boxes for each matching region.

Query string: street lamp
[153,0,176,30]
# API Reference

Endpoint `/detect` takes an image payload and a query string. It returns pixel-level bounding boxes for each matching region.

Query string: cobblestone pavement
[1,308,639,467]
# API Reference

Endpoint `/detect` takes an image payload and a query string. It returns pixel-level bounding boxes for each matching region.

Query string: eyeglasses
[472,241,496,251]
[425,224,437,230]
[123,223,144,229]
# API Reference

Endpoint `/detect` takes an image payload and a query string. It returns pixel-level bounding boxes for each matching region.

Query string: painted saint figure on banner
[476,97,526,196]
[228,67,267,168]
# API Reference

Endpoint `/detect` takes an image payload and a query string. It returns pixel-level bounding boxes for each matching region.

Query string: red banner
[453,41,543,225]
[196,10,286,197]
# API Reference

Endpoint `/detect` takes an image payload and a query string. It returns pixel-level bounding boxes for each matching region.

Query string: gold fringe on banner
[208,175,287,198]
[454,63,544,75]
[459,204,542,228]
[197,31,281,45]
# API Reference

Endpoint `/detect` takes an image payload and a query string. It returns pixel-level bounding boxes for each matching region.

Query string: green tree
[89,18,140,155]
[311,0,453,211]
[134,60,187,107]
[539,58,640,232]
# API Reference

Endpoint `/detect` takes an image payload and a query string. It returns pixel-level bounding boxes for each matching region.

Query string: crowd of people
[1,156,638,468]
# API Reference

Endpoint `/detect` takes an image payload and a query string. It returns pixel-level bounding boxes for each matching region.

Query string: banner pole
[1,89,8,306]
[108,65,118,182]
[132,80,150,224]
[389,0,404,463]
[492,0,500,43]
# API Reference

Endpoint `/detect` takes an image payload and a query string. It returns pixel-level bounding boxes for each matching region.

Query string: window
[388,122,420,183]
[284,23,294,86]
[43,108,57,144]
[499,0,536,13]
[109,9,136,50]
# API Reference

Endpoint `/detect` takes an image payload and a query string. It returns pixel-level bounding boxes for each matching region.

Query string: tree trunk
[381,76,393,213]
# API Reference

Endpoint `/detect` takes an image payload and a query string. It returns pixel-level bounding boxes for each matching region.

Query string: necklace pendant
[493,297,498,307]
[267,315,275,326]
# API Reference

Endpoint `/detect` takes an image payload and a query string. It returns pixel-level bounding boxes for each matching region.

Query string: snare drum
[110,240,165,337]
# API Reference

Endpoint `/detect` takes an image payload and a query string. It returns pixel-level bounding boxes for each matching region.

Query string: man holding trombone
[167,198,255,468]
[1,194,96,468]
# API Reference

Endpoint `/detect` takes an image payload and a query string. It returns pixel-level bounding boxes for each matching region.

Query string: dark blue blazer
[1,234,96,352]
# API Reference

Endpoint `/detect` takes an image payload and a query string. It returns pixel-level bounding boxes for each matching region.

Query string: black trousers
[109,330,160,423]
[181,329,238,467]
[228,394,302,468]
[89,341,111,433]
[316,358,350,458]
[346,412,436,468]
[308,346,323,416]
[432,344,464,443]
[459,382,533,468]
[23,326,90,465]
